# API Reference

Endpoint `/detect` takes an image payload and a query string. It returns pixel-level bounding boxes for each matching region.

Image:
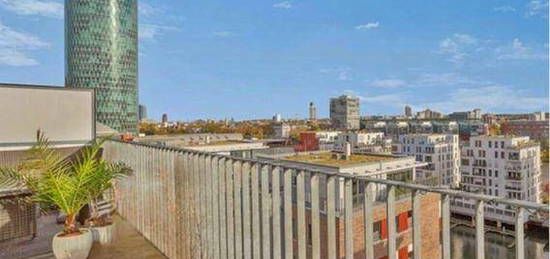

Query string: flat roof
[183,140,253,146]
[283,152,394,167]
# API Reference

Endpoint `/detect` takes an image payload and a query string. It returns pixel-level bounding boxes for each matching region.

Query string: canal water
[451,225,548,259]
[451,163,549,259]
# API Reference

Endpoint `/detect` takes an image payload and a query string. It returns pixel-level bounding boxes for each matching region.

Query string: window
[373,221,382,241]
[489,141,492,148]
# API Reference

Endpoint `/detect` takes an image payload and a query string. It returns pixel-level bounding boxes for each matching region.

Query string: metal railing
[103,140,548,259]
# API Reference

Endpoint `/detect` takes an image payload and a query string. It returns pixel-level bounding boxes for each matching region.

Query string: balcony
[3,139,547,259]
[97,140,547,259]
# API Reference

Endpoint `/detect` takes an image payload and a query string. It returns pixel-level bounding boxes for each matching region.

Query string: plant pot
[91,223,115,244]
[52,229,93,259]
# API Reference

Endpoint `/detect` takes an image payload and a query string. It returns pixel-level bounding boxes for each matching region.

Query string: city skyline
[0,0,548,121]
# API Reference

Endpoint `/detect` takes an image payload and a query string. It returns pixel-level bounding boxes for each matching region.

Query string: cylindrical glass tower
[65,0,138,133]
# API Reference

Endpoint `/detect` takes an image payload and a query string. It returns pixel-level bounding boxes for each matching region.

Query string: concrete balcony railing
[102,140,548,259]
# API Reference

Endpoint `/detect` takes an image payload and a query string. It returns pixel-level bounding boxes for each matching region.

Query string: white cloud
[423,86,547,112]
[526,0,548,17]
[355,22,379,30]
[139,2,164,18]
[0,48,38,66]
[370,79,407,88]
[495,38,548,60]
[438,33,478,64]
[0,0,63,19]
[338,71,352,81]
[139,24,177,41]
[0,20,48,66]
[321,67,352,81]
[213,31,236,38]
[273,1,292,9]
[493,6,516,13]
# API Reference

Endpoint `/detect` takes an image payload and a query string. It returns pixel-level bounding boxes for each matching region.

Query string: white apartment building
[314,131,341,143]
[273,123,291,138]
[333,132,391,153]
[452,135,541,224]
[394,134,460,186]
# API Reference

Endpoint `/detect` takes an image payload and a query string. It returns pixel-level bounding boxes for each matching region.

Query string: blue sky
[0,0,548,121]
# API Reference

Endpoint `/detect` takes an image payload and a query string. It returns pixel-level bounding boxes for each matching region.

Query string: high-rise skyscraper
[138,104,147,121]
[330,95,360,130]
[404,105,412,117]
[309,102,317,121]
[65,0,138,133]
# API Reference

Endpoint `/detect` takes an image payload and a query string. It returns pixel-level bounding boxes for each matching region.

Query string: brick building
[257,151,442,258]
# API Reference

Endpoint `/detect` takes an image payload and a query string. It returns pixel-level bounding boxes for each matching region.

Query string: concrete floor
[0,214,166,259]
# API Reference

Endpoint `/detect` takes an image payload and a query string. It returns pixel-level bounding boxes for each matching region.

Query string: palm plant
[0,133,130,235]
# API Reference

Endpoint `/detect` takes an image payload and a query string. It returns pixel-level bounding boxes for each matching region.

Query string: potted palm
[0,133,130,259]
[87,152,131,244]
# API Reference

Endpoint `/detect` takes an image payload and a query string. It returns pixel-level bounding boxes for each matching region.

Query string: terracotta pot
[52,229,93,259]
[91,223,115,244]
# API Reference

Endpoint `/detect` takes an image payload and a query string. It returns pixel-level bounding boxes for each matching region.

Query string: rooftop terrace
[284,151,393,167]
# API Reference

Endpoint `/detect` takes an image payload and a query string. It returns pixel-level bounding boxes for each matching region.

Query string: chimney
[344,142,351,159]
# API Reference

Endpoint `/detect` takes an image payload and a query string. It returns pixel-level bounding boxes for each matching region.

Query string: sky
[0,0,548,121]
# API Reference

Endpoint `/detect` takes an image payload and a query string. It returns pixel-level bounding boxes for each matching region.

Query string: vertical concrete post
[241,162,252,259]
[261,165,272,259]
[211,156,220,259]
[364,181,374,259]
[251,163,262,259]
[515,207,525,259]
[283,168,294,259]
[226,158,235,259]
[387,185,396,259]
[475,200,485,259]
[297,170,307,259]
[271,166,282,259]
[412,190,422,259]
[310,172,321,259]
[344,177,353,259]
[441,194,451,259]
[326,175,337,259]
[233,160,243,259]
[218,157,228,258]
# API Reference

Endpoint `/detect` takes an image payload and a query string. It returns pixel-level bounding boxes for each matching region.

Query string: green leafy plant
[0,133,130,235]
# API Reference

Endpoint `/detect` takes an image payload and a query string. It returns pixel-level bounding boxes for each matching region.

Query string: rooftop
[183,140,252,146]
[283,151,393,167]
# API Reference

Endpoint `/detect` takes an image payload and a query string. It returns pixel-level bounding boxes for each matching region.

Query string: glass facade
[65,0,138,133]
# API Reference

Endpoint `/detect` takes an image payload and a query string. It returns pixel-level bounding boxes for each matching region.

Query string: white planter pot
[91,224,115,244]
[52,229,93,259]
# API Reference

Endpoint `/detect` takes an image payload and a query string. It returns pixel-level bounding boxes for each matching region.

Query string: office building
[330,95,360,130]
[138,104,147,121]
[449,109,482,120]
[404,105,412,117]
[416,109,443,119]
[453,135,541,224]
[65,0,138,133]
[309,102,317,121]
[394,134,460,186]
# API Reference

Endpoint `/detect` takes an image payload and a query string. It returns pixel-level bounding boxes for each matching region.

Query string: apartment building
[501,120,549,144]
[256,151,440,258]
[393,134,460,186]
[333,132,391,153]
[452,135,541,224]
[330,95,360,130]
